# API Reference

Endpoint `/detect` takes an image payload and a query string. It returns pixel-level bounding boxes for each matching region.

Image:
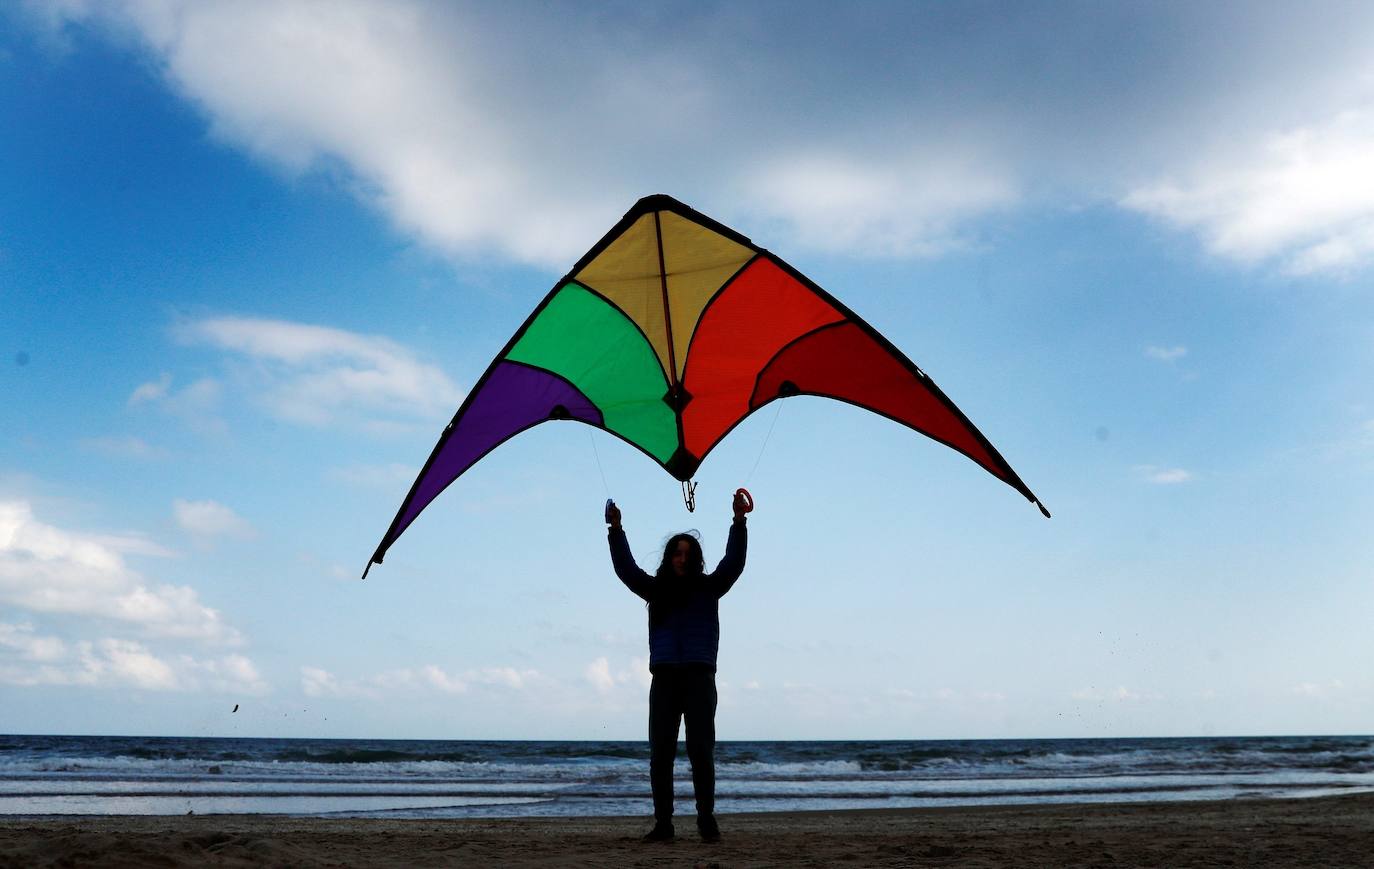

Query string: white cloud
[301,666,342,698]
[419,664,467,694]
[584,656,650,696]
[1135,465,1194,485]
[630,657,652,689]
[886,686,1007,704]
[173,499,254,539]
[0,625,266,693]
[67,0,617,267]
[0,622,67,662]
[1293,679,1345,699]
[94,638,178,690]
[477,666,531,690]
[38,1,1033,267]
[1071,685,1165,702]
[80,435,170,461]
[585,657,615,695]
[1310,417,1374,468]
[192,653,268,694]
[86,533,177,560]
[302,662,537,698]
[1144,345,1188,363]
[128,373,172,405]
[0,500,240,644]
[746,152,1017,256]
[1125,110,1374,275]
[130,375,222,414]
[35,2,1374,278]
[128,375,226,435]
[176,316,462,428]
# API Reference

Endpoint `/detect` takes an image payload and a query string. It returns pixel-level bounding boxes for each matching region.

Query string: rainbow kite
[366,194,1046,574]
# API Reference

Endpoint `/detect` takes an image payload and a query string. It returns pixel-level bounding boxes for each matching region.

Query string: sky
[2,0,1372,741]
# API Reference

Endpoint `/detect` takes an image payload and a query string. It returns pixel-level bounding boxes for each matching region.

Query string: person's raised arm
[606,501,653,601]
[709,490,751,598]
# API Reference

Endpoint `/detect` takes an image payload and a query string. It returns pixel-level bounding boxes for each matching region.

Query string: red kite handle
[734,488,754,514]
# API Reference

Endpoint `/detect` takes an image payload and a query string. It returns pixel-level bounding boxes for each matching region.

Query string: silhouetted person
[607,491,750,844]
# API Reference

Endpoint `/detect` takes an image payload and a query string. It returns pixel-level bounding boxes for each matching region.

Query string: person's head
[657,532,704,579]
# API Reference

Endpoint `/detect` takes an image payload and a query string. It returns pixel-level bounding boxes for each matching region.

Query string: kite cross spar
[363,194,1048,577]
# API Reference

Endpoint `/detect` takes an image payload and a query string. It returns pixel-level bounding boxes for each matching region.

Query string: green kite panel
[506,283,677,461]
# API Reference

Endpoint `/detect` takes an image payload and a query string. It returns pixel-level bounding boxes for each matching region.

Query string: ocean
[1,734,1370,818]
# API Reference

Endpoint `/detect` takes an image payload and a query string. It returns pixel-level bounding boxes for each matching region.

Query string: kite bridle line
[744,395,786,486]
[587,427,611,499]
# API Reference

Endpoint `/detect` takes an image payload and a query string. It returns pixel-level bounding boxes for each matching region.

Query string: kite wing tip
[1036,500,1051,519]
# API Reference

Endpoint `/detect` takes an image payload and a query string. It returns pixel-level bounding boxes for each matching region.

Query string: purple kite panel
[391,362,603,541]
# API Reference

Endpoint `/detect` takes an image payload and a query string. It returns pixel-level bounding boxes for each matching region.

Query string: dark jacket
[609,518,747,672]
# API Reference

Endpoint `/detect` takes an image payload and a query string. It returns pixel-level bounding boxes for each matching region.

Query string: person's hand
[605,501,622,528]
[732,488,754,518]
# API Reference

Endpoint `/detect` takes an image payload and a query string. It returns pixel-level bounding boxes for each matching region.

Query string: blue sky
[2,1,1372,740]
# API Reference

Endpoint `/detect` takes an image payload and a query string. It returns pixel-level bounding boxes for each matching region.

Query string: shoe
[641,821,675,843]
[697,814,721,844]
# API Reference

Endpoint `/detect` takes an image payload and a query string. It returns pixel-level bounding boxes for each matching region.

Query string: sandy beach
[1,792,1369,868]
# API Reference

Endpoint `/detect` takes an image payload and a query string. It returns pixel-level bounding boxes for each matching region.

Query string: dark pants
[648,665,717,821]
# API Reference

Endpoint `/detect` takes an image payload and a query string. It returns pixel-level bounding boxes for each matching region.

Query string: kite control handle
[734,487,754,514]
[604,498,617,523]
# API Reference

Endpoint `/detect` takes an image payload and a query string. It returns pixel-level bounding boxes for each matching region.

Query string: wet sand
[1,792,1369,867]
